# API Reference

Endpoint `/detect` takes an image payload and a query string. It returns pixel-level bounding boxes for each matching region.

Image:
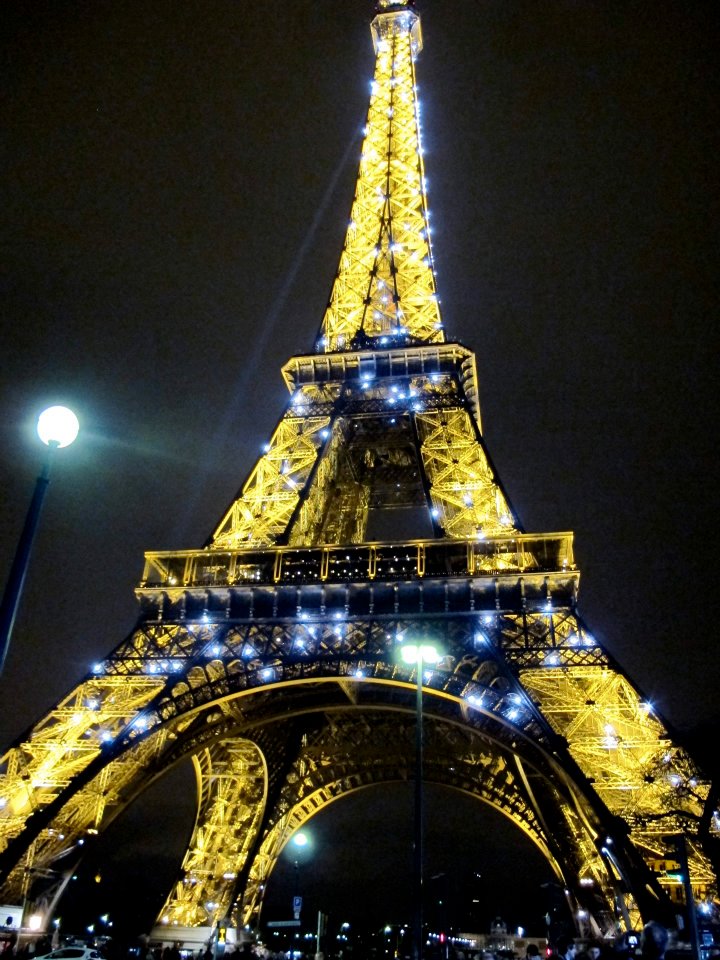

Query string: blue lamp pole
[0,406,79,676]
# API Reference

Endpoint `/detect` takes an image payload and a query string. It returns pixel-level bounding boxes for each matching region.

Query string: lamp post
[400,642,441,960]
[288,830,326,960]
[290,830,310,922]
[0,405,79,676]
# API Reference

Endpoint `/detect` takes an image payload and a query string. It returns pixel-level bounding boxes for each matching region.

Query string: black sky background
[1,0,718,940]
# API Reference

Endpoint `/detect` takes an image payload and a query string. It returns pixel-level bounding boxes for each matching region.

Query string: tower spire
[318,0,444,352]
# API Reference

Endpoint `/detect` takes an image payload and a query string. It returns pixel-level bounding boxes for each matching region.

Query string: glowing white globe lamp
[37,405,79,448]
[401,642,441,666]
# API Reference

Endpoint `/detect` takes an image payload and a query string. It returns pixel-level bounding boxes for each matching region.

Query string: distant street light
[400,641,442,960]
[292,831,309,849]
[0,405,79,675]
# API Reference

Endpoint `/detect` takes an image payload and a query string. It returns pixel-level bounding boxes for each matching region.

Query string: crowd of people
[1,919,706,960]
[528,921,671,960]
[145,922,698,960]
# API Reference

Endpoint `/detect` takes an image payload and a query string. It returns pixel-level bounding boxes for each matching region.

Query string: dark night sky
[1,0,718,938]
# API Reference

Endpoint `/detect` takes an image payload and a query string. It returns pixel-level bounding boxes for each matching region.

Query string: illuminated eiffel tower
[0,0,717,943]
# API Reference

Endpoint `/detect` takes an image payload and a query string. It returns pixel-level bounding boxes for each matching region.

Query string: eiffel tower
[0,0,717,944]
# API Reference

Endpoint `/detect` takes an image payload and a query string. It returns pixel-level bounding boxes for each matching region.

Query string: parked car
[36,949,103,960]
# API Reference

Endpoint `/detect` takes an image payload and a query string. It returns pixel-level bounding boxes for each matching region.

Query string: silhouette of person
[641,923,668,960]
[612,932,638,960]
[555,937,577,960]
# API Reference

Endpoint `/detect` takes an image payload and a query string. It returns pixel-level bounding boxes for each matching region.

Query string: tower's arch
[1,605,709,939]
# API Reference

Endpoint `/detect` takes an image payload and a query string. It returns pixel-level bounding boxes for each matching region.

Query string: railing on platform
[138,533,575,591]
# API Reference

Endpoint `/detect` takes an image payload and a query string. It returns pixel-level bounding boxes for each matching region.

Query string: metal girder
[212,413,330,549]
[519,665,714,922]
[0,674,164,884]
[415,408,517,538]
[0,720,170,904]
[208,355,516,551]
[286,421,368,547]
[156,740,267,929]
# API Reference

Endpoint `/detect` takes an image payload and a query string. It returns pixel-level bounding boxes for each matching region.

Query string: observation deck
[136,532,578,621]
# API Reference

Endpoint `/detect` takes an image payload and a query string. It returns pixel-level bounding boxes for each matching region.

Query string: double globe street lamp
[400,641,442,960]
[0,405,80,675]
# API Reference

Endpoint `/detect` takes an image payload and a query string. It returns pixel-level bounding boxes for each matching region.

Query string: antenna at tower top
[375,0,416,9]
[372,0,422,56]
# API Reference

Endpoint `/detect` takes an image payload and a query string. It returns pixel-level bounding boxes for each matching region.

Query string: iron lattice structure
[0,0,717,942]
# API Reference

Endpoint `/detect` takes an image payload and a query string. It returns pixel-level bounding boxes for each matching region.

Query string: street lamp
[287,830,327,957]
[292,831,309,850]
[0,405,79,675]
[289,830,310,922]
[400,642,442,960]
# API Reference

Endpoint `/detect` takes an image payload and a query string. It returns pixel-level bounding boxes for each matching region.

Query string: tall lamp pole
[290,830,309,923]
[401,642,441,960]
[0,405,79,676]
